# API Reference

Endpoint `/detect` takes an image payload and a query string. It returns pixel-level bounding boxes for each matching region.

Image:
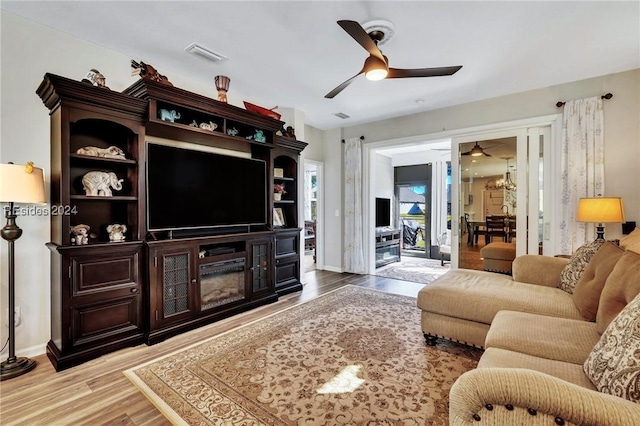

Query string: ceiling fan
[325,20,463,99]
[461,142,492,157]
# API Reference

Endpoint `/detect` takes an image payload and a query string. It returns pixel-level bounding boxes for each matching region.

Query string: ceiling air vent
[334,112,350,119]
[184,42,227,63]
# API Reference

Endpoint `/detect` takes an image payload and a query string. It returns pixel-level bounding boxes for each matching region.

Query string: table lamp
[577,196,625,241]
[0,162,46,380]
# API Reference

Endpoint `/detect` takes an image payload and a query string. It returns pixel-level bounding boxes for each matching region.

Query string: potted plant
[274,183,286,201]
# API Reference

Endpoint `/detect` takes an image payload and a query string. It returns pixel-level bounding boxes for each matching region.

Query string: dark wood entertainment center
[37,74,307,371]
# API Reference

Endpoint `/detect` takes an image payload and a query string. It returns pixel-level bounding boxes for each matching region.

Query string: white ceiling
[2,1,638,130]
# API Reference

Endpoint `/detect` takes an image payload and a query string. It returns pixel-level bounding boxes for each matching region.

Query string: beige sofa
[417,237,640,425]
[417,255,577,348]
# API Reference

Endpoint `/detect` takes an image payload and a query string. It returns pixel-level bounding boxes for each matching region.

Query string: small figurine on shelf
[254,130,266,143]
[70,224,90,245]
[159,109,181,122]
[189,120,198,127]
[81,69,110,90]
[76,145,127,160]
[227,127,239,136]
[284,126,296,138]
[82,171,123,197]
[106,224,127,242]
[199,121,218,131]
[131,60,173,86]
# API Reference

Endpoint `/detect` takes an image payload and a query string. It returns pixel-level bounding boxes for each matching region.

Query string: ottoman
[480,242,516,274]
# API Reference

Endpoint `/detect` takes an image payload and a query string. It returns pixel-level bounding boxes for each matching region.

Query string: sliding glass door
[451,126,554,268]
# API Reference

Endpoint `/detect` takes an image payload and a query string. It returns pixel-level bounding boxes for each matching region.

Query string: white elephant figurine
[159,109,181,122]
[82,171,123,197]
[106,224,127,242]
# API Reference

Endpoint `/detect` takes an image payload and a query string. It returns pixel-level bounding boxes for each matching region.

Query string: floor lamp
[0,162,46,380]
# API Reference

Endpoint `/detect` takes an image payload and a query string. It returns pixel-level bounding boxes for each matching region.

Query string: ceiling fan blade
[324,70,363,99]
[387,65,462,79]
[337,20,385,62]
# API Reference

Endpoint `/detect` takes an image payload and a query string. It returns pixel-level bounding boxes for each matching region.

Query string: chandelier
[485,158,517,191]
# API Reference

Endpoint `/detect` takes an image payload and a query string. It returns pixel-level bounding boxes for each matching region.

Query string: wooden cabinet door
[248,237,273,295]
[149,246,197,329]
[274,231,300,289]
[66,244,143,350]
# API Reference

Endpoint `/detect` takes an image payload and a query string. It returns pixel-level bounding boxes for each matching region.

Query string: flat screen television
[147,143,267,231]
[375,197,391,227]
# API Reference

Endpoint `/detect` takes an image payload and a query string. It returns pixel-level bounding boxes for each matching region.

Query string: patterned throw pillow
[559,240,606,293]
[584,292,640,403]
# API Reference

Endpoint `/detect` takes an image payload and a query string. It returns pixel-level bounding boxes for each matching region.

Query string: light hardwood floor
[0,270,426,426]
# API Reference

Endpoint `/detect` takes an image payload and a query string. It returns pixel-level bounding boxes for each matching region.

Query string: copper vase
[214,75,230,103]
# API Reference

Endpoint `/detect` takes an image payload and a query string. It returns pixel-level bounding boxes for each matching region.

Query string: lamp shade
[577,197,625,223]
[0,163,46,204]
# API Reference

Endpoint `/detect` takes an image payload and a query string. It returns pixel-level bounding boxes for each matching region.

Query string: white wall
[374,154,394,226]
[321,128,342,272]
[302,125,324,161]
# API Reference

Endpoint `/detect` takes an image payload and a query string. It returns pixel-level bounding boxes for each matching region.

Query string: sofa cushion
[620,227,640,254]
[584,292,640,402]
[559,240,605,294]
[572,241,625,321]
[417,269,584,326]
[596,250,640,334]
[485,311,600,364]
[478,347,596,389]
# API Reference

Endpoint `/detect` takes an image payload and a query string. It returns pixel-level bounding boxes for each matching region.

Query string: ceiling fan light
[366,68,388,81]
[364,55,388,81]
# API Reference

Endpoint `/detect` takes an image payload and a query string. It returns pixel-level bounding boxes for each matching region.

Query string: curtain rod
[341,136,365,143]
[556,93,613,108]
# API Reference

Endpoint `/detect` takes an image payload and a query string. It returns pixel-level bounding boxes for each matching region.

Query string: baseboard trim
[323,265,344,273]
[0,342,47,359]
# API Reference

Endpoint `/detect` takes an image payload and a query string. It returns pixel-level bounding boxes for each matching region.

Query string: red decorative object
[243,101,281,120]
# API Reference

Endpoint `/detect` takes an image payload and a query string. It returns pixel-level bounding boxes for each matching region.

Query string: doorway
[458,137,517,270]
[451,124,554,269]
[303,160,322,273]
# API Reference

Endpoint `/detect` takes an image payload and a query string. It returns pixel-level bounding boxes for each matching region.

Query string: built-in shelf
[70,195,138,201]
[69,154,137,165]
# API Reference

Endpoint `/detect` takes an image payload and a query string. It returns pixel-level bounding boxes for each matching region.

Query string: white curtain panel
[559,96,605,254]
[343,137,365,273]
[431,161,449,245]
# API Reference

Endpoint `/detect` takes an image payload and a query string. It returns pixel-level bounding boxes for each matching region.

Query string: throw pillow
[596,250,640,334]
[558,240,606,294]
[584,292,640,403]
[572,241,625,321]
[620,227,640,254]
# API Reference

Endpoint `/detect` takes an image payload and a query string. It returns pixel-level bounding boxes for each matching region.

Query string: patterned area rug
[125,286,481,425]
[375,258,450,284]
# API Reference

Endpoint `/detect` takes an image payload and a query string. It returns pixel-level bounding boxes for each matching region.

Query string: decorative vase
[214,75,230,103]
[274,193,282,201]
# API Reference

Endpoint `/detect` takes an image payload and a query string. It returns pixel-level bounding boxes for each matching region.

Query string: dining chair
[485,215,507,244]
